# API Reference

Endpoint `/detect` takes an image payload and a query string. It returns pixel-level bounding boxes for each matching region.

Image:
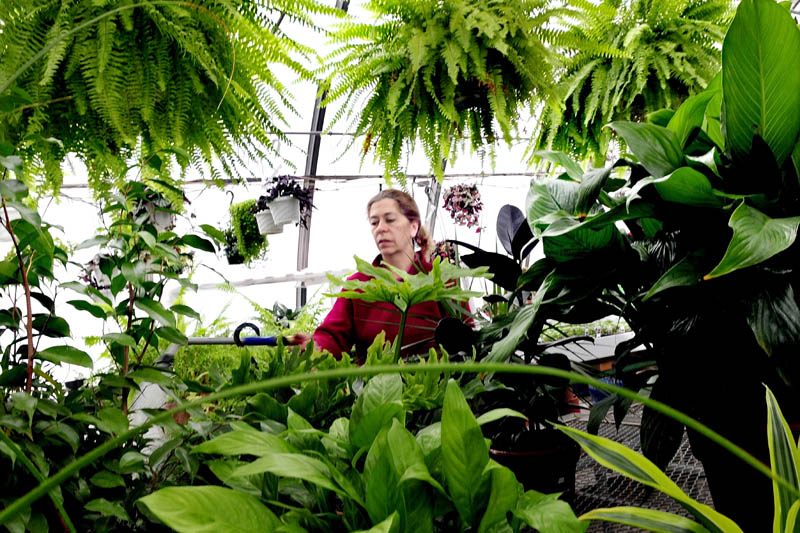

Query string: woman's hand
[289,332,312,349]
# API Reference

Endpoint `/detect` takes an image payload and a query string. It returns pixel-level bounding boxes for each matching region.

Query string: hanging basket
[268,196,301,225]
[255,209,283,235]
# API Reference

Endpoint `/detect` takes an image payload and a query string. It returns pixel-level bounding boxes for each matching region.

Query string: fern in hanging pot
[443,183,483,232]
[323,0,558,182]
[228,200,267,264]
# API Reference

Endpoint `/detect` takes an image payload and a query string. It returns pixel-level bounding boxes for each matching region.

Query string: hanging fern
[531,0,733,165]
[0,0,341,196]
[323,0,560,183]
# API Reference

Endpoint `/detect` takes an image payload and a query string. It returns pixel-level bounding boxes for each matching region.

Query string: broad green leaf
[233,453,345,497]
[477,463,521,533]
[121,261,146,285]
[67,300,107,319]
[527,180,580,231]
[352,512,399,533]
[575,166,613,215]
[0,180,28,201]
[85,498,131,522]
[135,298,176,327]
[644,252,711,301]
[102,332,137,348]
[705,204,800,279]
[534,151,584,182]
[207,459,263,496]
[475,408,527,426]
[138,486,281,532]
[97,408,129,436]
[609,122,683,178]
[442,380,488,527]
[557,424,740,532]
[89,470,125,488]
[580,506,709,532]
[37,346,92,368]
[181,234,216,253]
[75,235,109,251]
[127,368,173,387]
[653,167,723,208]
[722,0,800,164]
[514,490,586,533]
[31,314,70,338]
[746,281,800,357]
[170,304,200,321]
[137,230,156,248]
[486,275,548,363]
[350,373,405,450]
[119,451,147,474]
[155,326,188,345]
[200,224,225,243]
[192,428,292,457]
[543,225,620,263]
[766,387,800,533]
[667,82,720,148]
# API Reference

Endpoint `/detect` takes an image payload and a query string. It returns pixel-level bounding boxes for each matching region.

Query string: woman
[295,189,459,361]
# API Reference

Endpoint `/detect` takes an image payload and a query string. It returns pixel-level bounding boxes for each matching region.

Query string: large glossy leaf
[575,166,613,215]
[477,463,520,533]
[350,374,405,450]
[192,427,292,456]
[36,346,92,368]
[668,76,721,148]
[353,512,399,533]
[233,453,345,497]
[486,274,548,363]
[513,491,586,533]
[527,180,580,231]
[534,151,584,181]
[652,167,724,208]
[580,507,709,532]
[644,251,715,301]
[705,203,800,279]
[746,280,800,357]
[609,122,683,178]
[441,380,488,528]
[134,298,176,327]
[138,486,281,532]
[496,205,526,256]
[722,0,800,165]
[459,249,521,292]
[542,225,620,263]
[766,387,800,533]
[557,425,741,533]
[85,498,130,522]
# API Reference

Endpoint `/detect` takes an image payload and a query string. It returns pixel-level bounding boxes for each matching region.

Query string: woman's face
[368,198,419,259]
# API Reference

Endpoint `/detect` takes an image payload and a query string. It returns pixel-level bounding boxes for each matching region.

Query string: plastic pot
[268,196,300,225]
[255,209,282,235]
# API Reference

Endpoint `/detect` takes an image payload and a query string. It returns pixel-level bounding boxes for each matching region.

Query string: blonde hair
[367,189,433,258]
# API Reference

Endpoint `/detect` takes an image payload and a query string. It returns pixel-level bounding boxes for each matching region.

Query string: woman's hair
[367,189,432,258]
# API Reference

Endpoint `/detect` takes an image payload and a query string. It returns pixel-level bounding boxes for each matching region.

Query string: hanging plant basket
[268,196,301,225]
[443,184,483,232]
[255,209,283,235]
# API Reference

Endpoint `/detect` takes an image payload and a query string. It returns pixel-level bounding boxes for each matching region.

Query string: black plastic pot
[489,430,581,501]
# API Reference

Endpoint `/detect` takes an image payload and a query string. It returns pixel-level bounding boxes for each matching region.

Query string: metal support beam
[296,0,349,310]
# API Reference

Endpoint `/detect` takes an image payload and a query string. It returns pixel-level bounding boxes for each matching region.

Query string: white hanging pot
[255,209,283,235]
[268,196,300,225]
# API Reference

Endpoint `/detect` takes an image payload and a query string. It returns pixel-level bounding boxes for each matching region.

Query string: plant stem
[121,284,135,414]
[394,310,408,363]
[0,431,76,533]
[2,199,35,393]
[2,362,795,528]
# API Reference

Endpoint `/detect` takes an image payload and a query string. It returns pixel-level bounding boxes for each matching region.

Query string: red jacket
[312,253,450,361]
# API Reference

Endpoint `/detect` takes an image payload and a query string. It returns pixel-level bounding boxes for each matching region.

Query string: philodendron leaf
[233,453,347,498]
[667,76,721,148]
[534,151,584,181]
[705,203,800,279]
[644,251,713,301]
[609,122,683,178]
[557,424,741,532]
[138,486,281,532]
[514,490,586,533]
[722,0,800,165]
[580,507,708,532]
[652,167,723,208]
[477,463,521,533]
[441,380,488,528]
[350,373,405,450]
[192,428,292,457]
[766,387,800,533]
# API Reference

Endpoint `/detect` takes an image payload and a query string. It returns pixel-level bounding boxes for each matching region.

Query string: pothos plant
[323,0,558,182]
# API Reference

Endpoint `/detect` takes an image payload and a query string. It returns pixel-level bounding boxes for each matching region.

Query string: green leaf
[705,203,800,279]
[580,506,709,532]
[121,261,146,286]
[75,235,109,251]
[37,346,92,368]
[85,498,131,522]
[652,167,724,208]
[475,408,527,426]
[137,230,156,248]
[170,304,200,321]
[32,314,70,338]
[534,151,584,181]
[442,380,488,527]
[67,300,107,319]
[102,332,137,348]
[207,459,263,496]
[192,427,292,456]
[181,235,216,253]
[155,326,188,345]
[233,453,346,497]
[667,84,720,148]
[609,122,683,178]
[0,180,28,201]
[352,512,399,533]
[722,0,800,164]
[134,298,176,327]
[766,387,800,533]
[477,463,521,533]
[97,408,129,436]
[557,424,740,532]
[127,368,173,387]
[200,224,225,243]
[746,280,800,357]
[138,486,281,532]
[119,451,147,474]
[89,470,125,488]
[644,252,710,301]
[350,374,405,450]
[514,490,586,533]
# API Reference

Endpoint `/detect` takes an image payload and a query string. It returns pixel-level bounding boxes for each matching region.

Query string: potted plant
[133,189,178,232]
[492,1,800,527]
[323,0,558,180]
[228,200,267,264]
[253,195,283,235]
[442,183,483,232]
[263,176,313,227]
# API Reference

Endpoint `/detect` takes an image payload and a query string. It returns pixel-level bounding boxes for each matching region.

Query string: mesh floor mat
[567,408,713,532]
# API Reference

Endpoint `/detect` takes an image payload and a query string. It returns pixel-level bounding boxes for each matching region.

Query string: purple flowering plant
[442,183,483,232]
